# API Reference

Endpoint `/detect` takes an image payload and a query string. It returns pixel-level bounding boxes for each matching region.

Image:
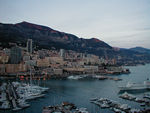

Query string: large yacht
[119,80,150,91]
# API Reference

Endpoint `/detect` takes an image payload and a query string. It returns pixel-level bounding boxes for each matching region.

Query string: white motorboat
[67,75,83,80]
[129,108,140,113]
[112,108,124,113]
[18,99,30,108]
[119,104,131,111]
[12,107,22,111]
[119,92,136,100]
[134,97,145,103]
[0,92,7,102]
[76,107,89,113]
[90,98,98,101]
[119,80,150,91]
[0,101,10,109]
[100,103,110,108]
[143,93,150,99]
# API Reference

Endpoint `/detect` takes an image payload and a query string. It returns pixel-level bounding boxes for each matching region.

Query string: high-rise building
[27,39,33,53]
[60,49,65,57]
[10,47,22,64]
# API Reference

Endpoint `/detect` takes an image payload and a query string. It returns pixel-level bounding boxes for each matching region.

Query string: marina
[90,97,135,112]
[119,92,150,107]
[90,96,150,113]
[0,64,150,113]
[42,102,89,113]
[1,1,150,113]
[0,82,48,111]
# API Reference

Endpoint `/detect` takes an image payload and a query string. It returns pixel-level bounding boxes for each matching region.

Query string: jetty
[0,82,48,111]
[119,92,150,107]
[90,97,150,113]
[67,75,122,81]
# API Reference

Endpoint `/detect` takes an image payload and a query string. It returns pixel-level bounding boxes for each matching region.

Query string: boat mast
[30,65,32,86]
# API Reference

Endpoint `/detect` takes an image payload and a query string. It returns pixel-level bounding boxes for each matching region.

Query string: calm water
[1,64,150,113]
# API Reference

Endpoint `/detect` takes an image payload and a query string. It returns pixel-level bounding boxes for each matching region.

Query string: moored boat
[119,80,150,92]
[119,92,136,100]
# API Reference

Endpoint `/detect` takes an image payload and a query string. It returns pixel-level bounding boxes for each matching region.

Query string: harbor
[1,0,150,112]
[0,64,150,113]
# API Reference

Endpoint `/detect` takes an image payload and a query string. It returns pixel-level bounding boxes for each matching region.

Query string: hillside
[130,47,150,54]
[0,21,150,65]
[0,21,113,57]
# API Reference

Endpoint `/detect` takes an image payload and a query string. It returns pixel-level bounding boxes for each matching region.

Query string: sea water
[1,64,150,113]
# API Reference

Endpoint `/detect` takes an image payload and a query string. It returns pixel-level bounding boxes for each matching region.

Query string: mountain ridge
[0,21,112,55]
[0,21,150,65]
[130,47,150,54]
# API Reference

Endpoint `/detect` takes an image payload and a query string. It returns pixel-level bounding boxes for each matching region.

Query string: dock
[0,82,48,111]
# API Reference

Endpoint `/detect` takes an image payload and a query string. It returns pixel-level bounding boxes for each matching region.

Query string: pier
[90,97,150,113]
[0,82,48,111]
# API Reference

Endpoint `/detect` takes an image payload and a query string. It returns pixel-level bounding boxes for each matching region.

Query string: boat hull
[119,86,150,93]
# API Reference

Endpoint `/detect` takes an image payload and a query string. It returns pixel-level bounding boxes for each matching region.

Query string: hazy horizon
[0,0,150,49]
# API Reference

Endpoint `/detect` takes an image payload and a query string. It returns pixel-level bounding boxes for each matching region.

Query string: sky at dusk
[0,0,150,49]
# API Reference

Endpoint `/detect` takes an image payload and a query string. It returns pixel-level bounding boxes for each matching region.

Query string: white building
[27,39,33,53]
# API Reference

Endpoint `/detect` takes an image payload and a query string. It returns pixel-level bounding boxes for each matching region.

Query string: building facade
[10,47,22,64]
[27,39,33,53]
